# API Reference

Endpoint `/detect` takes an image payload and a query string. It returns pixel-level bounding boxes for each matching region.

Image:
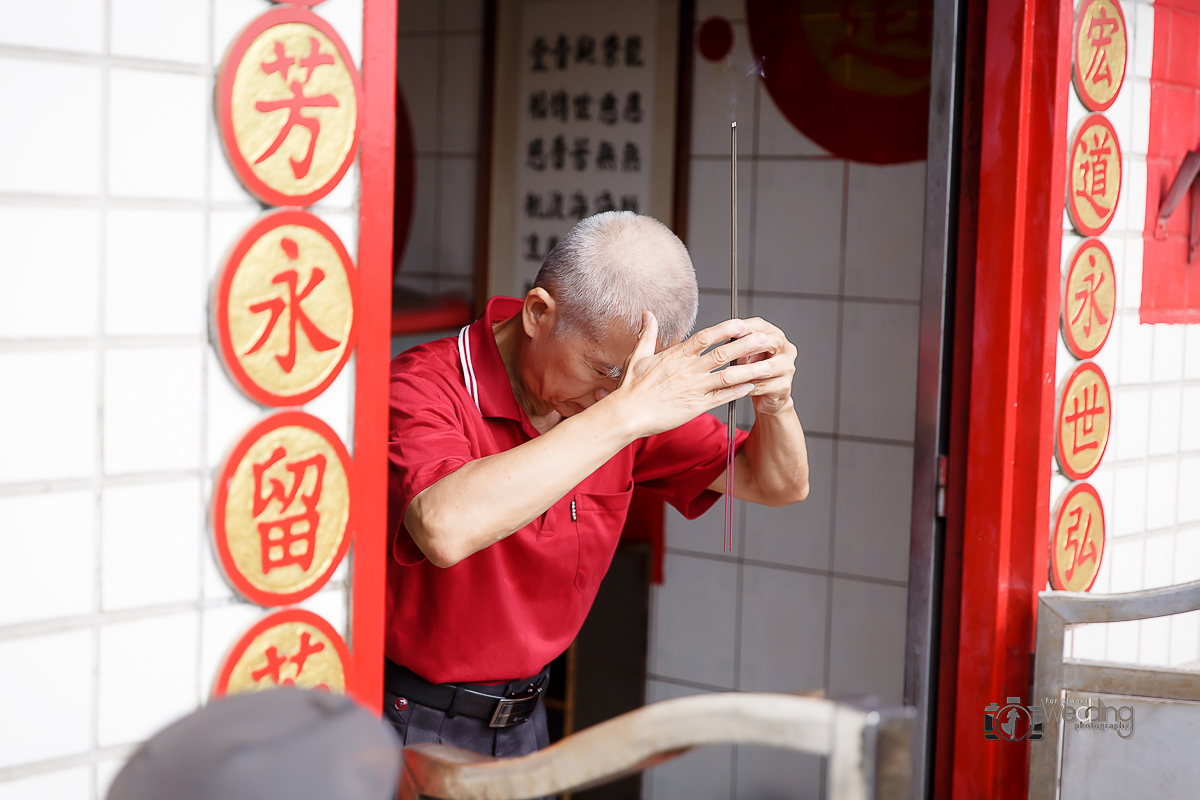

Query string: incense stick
[725,122,737,554]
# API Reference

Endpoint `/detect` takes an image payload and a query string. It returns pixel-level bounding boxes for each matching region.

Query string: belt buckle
[489,684,543,728]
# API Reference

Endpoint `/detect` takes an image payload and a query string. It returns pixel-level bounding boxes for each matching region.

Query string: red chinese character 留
[1075,131,1113,218]
[252,444,327,574]
[243,237,341,373]
[254,37,340,179]
[1083,7,1119,87]
[1070,254,1110,338]
[1063,506,1098,582]
[250,632,329,689]
[1064,383,1107,455]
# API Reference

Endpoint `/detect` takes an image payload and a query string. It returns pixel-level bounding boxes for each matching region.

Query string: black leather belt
[384,659,548,728]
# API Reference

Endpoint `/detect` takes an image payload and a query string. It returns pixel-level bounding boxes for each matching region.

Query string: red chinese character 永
[1069,254,1110,338]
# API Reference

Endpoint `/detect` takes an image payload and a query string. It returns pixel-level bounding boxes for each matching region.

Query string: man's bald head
[533,211,698,347]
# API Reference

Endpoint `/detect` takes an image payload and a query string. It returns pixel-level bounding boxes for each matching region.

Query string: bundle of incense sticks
[725,122,737,554]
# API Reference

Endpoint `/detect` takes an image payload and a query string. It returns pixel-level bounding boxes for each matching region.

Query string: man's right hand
[608,312,769,439]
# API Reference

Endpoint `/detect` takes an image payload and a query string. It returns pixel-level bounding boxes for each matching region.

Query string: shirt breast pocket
[571,484,634,594]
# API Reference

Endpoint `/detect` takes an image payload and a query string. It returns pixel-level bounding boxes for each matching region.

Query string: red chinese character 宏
[252,445,328,574]
[1083,7,1119,87]
[254,37,340,179]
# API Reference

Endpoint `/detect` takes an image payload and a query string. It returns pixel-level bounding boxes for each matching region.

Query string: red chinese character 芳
[254,37,340,179]
[1075,131,1113,217]
[250,632,329,689]
[1064,382,1107,455]
[1063,505,1098,582]
[1070,254,1110,337]
[243,237,341,373]
[252,444,328,574]
[1083,7,1119,87]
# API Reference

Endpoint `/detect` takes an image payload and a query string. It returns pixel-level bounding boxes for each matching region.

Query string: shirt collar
[458,296,530,426]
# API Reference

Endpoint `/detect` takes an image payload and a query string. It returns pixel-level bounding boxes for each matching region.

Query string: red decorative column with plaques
[208,0,395,711]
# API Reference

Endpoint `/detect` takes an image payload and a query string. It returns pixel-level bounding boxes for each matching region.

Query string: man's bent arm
[708,398,810,506]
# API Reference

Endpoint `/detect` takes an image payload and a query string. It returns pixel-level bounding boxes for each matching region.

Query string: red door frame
[350,0,397,713]
[934,0,1071,796]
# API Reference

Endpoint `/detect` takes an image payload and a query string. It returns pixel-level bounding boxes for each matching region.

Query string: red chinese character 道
[254,37,340,179]
[1075,131,1113,217]
[252,445,328,574]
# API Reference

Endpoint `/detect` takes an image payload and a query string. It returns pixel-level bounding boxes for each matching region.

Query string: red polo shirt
[386,297,747,684]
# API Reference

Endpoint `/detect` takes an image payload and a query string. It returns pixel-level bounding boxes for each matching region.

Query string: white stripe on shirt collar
[457,324,481,413]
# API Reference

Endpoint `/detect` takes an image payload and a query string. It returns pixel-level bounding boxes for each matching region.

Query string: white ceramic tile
[1055,331,1075,389]
[102,480,203,610]
[437,157,478,276]
[1091,543,1114,593]
[650,553,738,688]
[1118,312,1153,384]
[1110,536,1145,592]
[397,0,438,32]
[1106,96,1133,196]
[203,533,235,600]
[96,757,126,800]
[1114,462,1147,536]
[207,350,265,468]
[736,745,822,800]
[833,441,914,582]
[1129,80,1151,159]
[0,630,93,768]
[111,0,209,63]
[1183,386,1200,453]
[0,0,102,52]
[838,302,920,442]
[108,68,207,200]
[0,351,97,483]
[0,491,95,626]
[1169,609,1200,667]
[752,160,844,296]
[665,496,738,559]
[441,34,482,153]
[1134,6,1155,80]
[1179,457,1200,525]
[642,681,733,800]
[1072,622,1107,661]
[443,0,485,32]
[750,295,839,435]
[686,158,752,292]
[828,579,907,705]
[304,357,354,449]
[98,612,200,746]
[299,586,348,637]
[1146,459,1179,532]
[398,156,438,276]
[0,768,91,800]
[104,347,203,474]
[1139,615,1170,665]
[212,0,273,65]
[843,163,925,301]
[209,207,262,277]
[106,209,206,337]
[743,436,833,570]
[312,158,359,212]
[1143,529,1175,588]
[737,566,827,692]
[1092,311,1121,384]
[397,36,440,155]
[0,207,100,338]
[314,0,363,68]
[690,21,756,156]
[0,58,101,195]
[1148,385,1182,457]
[1115,387,1149,460]
[199,602,262,696]
[1120,236,1143,311]
[1105,618,1139,663]
[1185,326,1200,380]
[210,135,258,205]
[1176,525,1200,583]
[756,84,828,158]
[1152,324,1185,382]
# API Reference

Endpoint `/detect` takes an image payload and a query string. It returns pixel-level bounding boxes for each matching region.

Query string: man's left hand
[733,317,796,416]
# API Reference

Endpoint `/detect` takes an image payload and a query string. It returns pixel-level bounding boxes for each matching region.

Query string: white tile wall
[0,351,98,483]
[650,553,738,689]
[0,0,103,52]
[111,0,210,64]
[0,630,94,768]
[752,160,843,295]
[0,491,96,626]
[843,163,926,302]
[750,295,840,435]
[0,207,100,339]
[742,435,834,570]
[687,158,753,292]
[827,579,907,705]
[737,565,827,693]
[105,209,207,337]
[0,768,91,800]
[108,68,208,200]
[642,680,734,800]
[838,302,920,442]
[833,441,914,582]
[104,347,204,474]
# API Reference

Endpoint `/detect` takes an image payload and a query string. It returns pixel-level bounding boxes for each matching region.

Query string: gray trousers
[383,683,550,757]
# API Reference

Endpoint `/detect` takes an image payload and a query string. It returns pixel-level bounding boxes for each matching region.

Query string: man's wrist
[752,395,796,418]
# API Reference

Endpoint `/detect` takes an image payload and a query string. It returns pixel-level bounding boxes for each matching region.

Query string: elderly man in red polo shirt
[384,211,809,760]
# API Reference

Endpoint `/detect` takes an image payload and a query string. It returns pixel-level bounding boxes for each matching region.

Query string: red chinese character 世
[243,237,341,373]
[1063,505,1098,582]
[252,445,327,574]
[250,632,329,689]
[1075,131,1113,218]
[1069,254,1110,337]
[254,37,340,179]
[1064,382,1107,455]
[1083,7,1119,87]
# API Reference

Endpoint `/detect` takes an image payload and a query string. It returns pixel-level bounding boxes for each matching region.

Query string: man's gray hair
[533,211,698,346]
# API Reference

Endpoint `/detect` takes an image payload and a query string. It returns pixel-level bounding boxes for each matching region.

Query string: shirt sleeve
[632,412,750,519]
[387,371,474,566]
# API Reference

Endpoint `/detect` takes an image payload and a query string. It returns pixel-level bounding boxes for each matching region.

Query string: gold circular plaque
[1072,0,1127,112]
[1062,238,1116,359]
[215,210,356,407]
[1049,482,1105,592]
[217,6,361,206]
[213,609,350,697]
[212,411,355,606]
[1055,361,1112,481]
[1067,114,1122,237]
